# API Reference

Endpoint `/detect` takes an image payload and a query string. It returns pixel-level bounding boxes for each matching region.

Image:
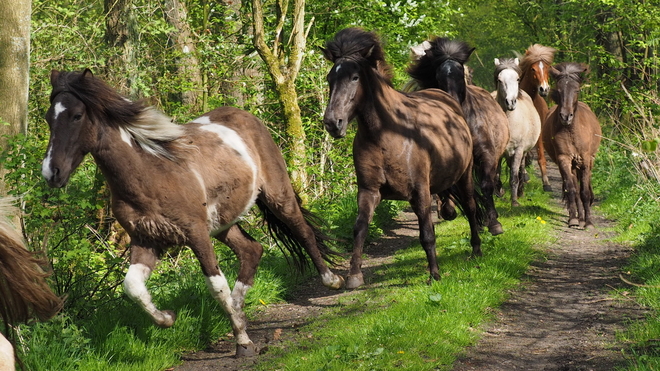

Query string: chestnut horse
[492,58,542,206]
[41,70,344,357]
[407,37,509,235]
[0,198,62,370]
[322,28,485,289]
[519,44,557,191]
[543,62,602,228]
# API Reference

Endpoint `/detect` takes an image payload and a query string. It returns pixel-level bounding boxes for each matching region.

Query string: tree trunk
[0,0,30,139]
[252,0,310,195]
[163,0,204,111]
[104,0,139,98]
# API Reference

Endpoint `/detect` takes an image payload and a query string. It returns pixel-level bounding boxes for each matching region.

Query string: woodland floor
[172,163,646,371]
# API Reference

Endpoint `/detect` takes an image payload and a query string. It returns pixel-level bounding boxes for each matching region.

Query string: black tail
[256,198,340,273]
[443,176,487,229]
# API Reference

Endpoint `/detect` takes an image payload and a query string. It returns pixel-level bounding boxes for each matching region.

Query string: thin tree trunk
[105,0,139,98]
[163,0,204,111]
[252,0,310,195]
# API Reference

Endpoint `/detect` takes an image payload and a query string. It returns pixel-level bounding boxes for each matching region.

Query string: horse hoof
[155,310,177,328]
[440,205,457,221]
[345,274,364,289]
[236,342,258,358]
[543,185,553,192]
[511,201,521,207]
[488,222,504,236]
[325,274,345,290]
[568,218,580,228]
[471,248,483,258]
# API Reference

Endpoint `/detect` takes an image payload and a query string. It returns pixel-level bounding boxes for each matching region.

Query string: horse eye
[73,114,83,121]
[352,75,359,82]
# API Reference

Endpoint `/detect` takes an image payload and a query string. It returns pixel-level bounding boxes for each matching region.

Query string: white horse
[492,58,542,206]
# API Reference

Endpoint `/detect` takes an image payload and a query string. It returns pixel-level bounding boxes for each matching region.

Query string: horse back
[464,85,509,157]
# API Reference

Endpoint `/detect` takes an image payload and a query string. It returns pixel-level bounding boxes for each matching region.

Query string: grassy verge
[251,177,557,370]
[592,142,660,370]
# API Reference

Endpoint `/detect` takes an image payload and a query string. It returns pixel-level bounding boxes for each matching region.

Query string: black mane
[407,37,475,89]
[322,28,392,81]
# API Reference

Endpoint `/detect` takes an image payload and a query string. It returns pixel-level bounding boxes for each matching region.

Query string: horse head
[42,70,97,188]
[520,44,556,97]
[494,58,522,111]
[321,28,387,138]
[550,62,588,126]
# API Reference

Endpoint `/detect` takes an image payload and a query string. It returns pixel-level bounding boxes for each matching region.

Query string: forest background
[0,0,660,370]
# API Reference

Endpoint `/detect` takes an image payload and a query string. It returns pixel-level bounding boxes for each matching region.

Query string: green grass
[251,178,557,370]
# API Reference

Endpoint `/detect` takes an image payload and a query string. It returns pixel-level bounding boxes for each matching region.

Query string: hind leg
[456,167,483,257]
[537,137,552,191]
[479,160,503,235]
[124,244,177,328]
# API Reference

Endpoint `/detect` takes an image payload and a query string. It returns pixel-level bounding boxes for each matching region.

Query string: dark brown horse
[41,70,344,357]
[519,44,556,191]
[543,62,601,228]
[0,198,62,369]
[407,37,509,235]
[322,28,484,289]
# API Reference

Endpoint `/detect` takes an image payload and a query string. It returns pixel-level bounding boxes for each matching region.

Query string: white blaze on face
[335,64,342,73]
[499,69,520,103]
[53,102,66,121]
[41,146,54,181]
[538,62,550,91]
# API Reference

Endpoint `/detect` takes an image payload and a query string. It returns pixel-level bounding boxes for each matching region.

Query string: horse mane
[519,44,556,72]
[0,197,62,350]
[51,70,185,160]
[322,28,393,82]
[493,57,522,86]
[407,37,475,89]
[550,62,589,82]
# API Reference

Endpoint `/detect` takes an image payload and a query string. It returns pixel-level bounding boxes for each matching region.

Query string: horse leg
[494,157,505,198]
[456,164,483,257]
[214,224,263,311]
[557,157,580,227]
[537,135,552,192]
[258,194,344,290]
[410,190,439,282]
[347,189,381,289]
[124,245,176,328]
[191,231,257,357]
[509,151,525,207]
[480,161,503,235]
[579,167,596,229]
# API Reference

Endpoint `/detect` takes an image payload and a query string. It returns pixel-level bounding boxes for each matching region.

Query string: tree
[252,0,311,194]
[0,0,31,138]
[105,0,139,98]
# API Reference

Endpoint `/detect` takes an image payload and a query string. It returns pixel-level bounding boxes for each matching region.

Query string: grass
[251,178,557,370]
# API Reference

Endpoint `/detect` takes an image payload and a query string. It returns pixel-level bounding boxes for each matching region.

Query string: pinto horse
[492,58,542,206]
[322,28,484,289]
[41,70,344,357]
[0,198,62,370]
[543,63,602,228]
[519,44,557,191]
[407,37,509,235]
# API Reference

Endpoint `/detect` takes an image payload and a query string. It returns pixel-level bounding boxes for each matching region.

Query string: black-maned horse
[322,28,485,289]
[407,37,510,235]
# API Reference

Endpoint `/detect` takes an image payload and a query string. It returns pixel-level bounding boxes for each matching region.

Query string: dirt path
[174,164,644,371]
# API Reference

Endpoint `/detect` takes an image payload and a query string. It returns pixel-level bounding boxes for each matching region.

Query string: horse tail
[256,197,340,273]
[443,173,487,229]
[0,197,63,356]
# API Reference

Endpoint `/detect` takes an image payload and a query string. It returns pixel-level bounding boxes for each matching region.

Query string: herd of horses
[0,27,602,362]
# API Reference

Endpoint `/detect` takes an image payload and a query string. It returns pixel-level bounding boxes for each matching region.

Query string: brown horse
[407,37,509,235]
[0,198,62,370]
[519,44,557,191]
[543,62,602,228]
[322,28,485,289]
[41,69,344,357]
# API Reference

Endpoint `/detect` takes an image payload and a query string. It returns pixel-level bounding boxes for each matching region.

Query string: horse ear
[50,70,60,86]
[320,47,335,62]
[514,58,520,65]
[362,45,375,59]
[494,58,500,66]
[549,66,561,79]
[81,68,94,79]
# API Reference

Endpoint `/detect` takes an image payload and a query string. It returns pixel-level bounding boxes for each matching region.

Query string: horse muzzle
[505,99,517,111]
[323,116,347,139]
[559,112,574,126]
[539,85,550,97]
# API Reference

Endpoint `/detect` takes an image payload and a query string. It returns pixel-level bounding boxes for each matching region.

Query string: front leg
[346,189,380,289]
[124,244,176,328]
[556,156,580,227]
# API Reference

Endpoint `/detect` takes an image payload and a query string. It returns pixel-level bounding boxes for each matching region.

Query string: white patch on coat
[205,274,250,344]
[53,102,66,121]
[191,115,212,125]
[199,123,259,229]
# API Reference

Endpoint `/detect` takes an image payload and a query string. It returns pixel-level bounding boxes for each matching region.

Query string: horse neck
[356,72,401,136]
[519,73,539,99]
